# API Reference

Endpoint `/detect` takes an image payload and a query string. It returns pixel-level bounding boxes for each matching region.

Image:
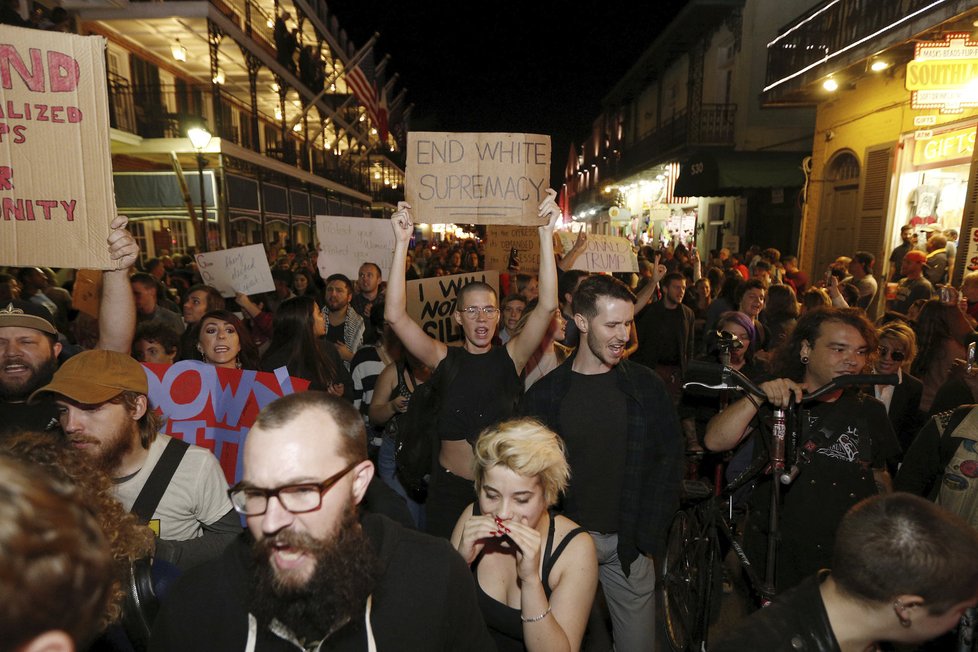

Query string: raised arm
[557,228,587,272]
[96,215,139,352]
[386,202,447,370]
[507,190,560,373]
[634,254,665,310]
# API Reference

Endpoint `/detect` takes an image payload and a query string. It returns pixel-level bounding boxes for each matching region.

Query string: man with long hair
[706,306,900,591]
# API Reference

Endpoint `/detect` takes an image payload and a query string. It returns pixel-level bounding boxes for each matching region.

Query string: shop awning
[674,150,808,197]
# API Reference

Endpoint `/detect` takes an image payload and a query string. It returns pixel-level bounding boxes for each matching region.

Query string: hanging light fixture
[212,68,225,85]
[171,40,188,62]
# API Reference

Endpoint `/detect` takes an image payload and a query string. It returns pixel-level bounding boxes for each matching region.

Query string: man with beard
[520,274,683,651]
[30,349,239,570]
[149,392,493,651]
[0,215,140,437]
[323,273,365,368]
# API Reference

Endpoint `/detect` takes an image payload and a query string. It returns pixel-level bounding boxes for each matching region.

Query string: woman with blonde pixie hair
[452,419,598,652]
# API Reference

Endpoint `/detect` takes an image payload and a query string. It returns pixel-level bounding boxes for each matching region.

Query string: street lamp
[188,126,212,252]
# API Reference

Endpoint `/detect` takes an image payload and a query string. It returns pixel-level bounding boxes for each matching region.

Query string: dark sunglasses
[878,346,906,362]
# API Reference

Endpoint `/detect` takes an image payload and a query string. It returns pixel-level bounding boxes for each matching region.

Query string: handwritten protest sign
[0,25,117,269]
[405,271,500,343]
[315,215,396,280]
[71,269,102,318]
[405,132,550,225]
[484,225,541,273]
[195,244,275,298]
[556,232,638,273]
[143,361,310,485]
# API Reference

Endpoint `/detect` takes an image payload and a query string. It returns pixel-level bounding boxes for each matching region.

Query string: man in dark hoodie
[150,391,493,652]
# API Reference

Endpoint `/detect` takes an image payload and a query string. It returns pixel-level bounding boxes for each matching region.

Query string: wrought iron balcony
[764,0,957,97]
[620,103,736,173]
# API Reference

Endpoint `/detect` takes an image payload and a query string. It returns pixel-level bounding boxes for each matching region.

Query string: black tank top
[470,504,587,651]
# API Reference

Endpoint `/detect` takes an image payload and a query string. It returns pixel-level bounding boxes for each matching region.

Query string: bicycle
[659,361,898,652]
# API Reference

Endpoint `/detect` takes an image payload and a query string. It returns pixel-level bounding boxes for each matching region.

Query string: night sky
[333,1,688,188]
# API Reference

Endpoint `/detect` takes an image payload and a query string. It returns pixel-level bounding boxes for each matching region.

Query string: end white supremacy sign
[405,132,550,226]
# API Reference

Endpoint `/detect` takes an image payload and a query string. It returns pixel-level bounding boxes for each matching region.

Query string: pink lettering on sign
[0,166,11,191]
[1,197,76,221]
[0,45,80,92]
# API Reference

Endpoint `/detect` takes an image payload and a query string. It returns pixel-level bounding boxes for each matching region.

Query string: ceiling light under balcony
[171,41,188,62]
[212,69,225,85]
[823,77,839,92]
[870,60,889,72]
[374,171,381,180]
[370,128,377,135]
[292,123,302,132]
[274,107,283,121]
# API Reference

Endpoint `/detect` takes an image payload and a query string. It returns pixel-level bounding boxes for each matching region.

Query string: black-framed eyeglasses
[458,306,499,319]
[878,346,906,362]
[228,461,358,516]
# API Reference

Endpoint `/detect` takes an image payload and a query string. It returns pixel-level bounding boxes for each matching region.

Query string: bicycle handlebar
[683,360,899,403]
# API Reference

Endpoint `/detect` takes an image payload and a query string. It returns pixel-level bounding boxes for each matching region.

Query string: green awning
[674,150,808,197]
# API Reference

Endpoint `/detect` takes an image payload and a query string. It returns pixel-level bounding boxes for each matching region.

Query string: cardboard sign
[484,225,541,273]
[0,25,117,269]
[405,270,500,343]
[143,361,310,485]
[556,233,638,273]
[315,215,396,281]
[195,244,275,298]
[405,132,551,225]
[71,269,102,318]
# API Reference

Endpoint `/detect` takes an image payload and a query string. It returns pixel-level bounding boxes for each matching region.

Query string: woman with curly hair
[911,300,969,413]
[190,309,260,370]
[1,430,163,651]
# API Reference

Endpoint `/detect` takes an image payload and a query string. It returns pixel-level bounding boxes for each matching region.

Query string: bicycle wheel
[660,508,711,651]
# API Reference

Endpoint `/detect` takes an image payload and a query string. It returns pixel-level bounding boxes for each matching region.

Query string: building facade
[563,0,820,259]
[763,0,978,282]
[24,0,408,258]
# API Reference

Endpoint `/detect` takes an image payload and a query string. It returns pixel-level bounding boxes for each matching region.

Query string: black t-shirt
[641,304,684,365]
[437,346,522,445]
[558,371,627,533]
[0,398,61,439]
[747,391,899,589]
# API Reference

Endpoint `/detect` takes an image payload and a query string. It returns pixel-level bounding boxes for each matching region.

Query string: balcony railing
[621,103,736,172]
[765,0,948,93]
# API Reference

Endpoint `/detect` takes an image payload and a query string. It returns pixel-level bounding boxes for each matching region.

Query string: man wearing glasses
[151,391,493,651]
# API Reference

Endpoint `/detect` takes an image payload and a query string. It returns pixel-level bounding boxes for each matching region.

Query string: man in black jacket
[150,391,493,651]
[521,274,683,651]
[713,493,978,652]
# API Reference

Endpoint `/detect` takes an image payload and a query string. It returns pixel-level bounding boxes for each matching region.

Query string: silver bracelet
[521,606,551,623]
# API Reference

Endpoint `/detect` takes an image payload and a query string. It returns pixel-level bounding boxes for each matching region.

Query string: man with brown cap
[0,215,141,436]
[31,349,240,570]
[887,250,935,315]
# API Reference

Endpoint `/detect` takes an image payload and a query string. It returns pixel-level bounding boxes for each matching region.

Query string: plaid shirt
[520,354,683,574]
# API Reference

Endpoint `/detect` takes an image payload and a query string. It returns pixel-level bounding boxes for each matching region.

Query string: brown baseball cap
[30,349,148,404]
[0,300,57,335]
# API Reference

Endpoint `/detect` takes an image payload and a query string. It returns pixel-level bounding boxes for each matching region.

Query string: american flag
[345,49,381,134]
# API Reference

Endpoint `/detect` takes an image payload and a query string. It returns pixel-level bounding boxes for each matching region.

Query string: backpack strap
[130,437,190,523]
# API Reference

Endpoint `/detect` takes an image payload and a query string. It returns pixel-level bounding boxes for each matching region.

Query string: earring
[893,601,912,628]
[801,356,809,364]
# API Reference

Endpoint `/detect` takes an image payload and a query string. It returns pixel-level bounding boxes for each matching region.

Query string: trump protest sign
[0,25,117,269]
[405,270,499,343]
[484,225,541,273]
[143,361,310,485]
[405,132,550,225]
[315,215,396,280]
[556,232,638,273]
[195,244,275,298]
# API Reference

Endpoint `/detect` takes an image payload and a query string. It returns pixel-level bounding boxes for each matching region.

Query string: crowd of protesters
[3,204,978,651]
